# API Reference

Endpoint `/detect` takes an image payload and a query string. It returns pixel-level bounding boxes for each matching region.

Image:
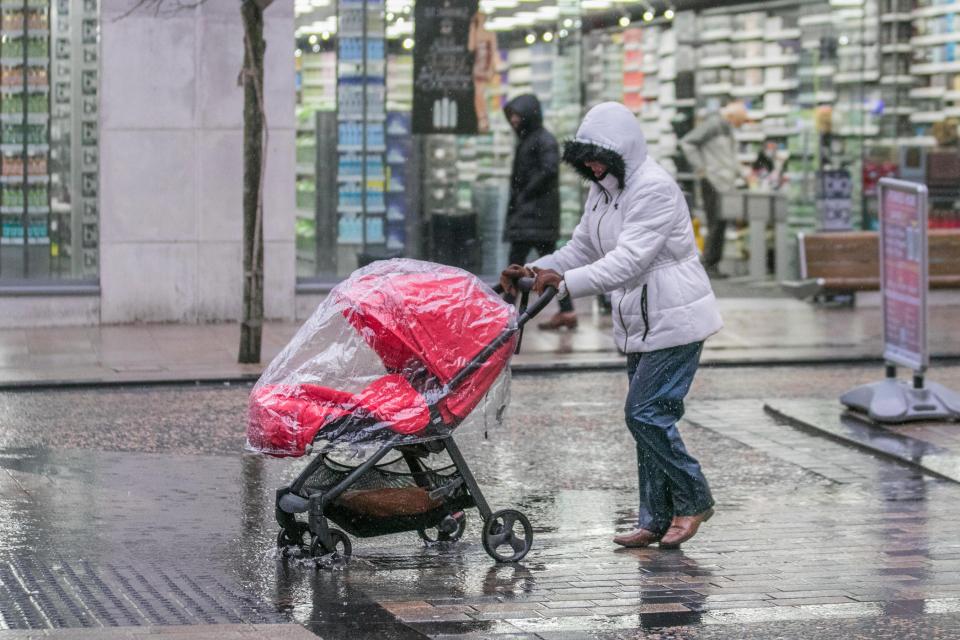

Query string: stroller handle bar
[492,277,558,327]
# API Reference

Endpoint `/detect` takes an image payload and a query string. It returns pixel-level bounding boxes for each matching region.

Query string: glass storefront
[294,0,960,282]
[0,0,98,283]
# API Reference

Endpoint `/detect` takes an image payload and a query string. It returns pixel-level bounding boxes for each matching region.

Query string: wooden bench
[785,229,960,298]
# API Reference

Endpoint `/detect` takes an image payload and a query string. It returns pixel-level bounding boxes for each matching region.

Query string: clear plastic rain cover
[247,259,518,457]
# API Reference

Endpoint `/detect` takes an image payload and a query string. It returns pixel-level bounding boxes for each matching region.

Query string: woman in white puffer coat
[501,102,723,549]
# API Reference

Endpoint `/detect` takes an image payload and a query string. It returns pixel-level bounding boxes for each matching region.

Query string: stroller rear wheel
[277,523,312,556]
[482,509,533,563]
[310,528,352,560]
[417,511,467,544]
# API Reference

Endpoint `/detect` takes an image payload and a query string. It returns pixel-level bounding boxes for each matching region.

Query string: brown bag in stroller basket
[337,487,444,519]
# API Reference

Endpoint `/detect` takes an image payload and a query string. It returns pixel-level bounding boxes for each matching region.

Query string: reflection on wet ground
[765,398,960,484]
[2,371,960,637]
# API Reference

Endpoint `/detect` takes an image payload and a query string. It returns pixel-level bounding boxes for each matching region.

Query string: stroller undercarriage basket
[301,451,475,538]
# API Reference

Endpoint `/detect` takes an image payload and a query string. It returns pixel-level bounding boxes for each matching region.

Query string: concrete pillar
[99,0,295,323]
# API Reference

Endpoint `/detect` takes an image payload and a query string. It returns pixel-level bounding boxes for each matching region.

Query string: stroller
[247,259,556,563]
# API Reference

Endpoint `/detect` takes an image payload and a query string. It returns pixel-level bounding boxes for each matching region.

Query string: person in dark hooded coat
[503,93,577,330]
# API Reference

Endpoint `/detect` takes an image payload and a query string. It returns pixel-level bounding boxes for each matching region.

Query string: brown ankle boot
[613,528,661,548]
[538,312,578,331]
[659,508,714,549]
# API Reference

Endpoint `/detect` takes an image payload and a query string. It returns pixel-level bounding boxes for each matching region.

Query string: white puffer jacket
[531,102,723,353]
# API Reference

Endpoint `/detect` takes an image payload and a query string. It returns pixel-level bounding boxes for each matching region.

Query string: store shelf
[764,105,793,117]
[0,143,48,153]
[880,12,912,23]
[798,14,832,27]
[731,29,765,42]
[835,70,880,84]
[700,82,732,95]
[910,86,946,99]
[699,28,733,42]
[1,205,49,214]
[337,144,386,152]
[0,85,48,94]
[881,75,916,85]
[0,236,50,245]
[338,173,386,183]
[730,85,765,98]
[731,54,800,69]
[338,204,386,214]
[0,174,49,184]
[766,28,801,41]
[765,79,799,92]
[912,2,960,19]
[911,61,960,75]
[0,112,48,123]
[698,55,731,68]
[838,126,880,137]
[910,111,947,124]
[337,113,386,122]
[911,33,960,47]
[880,44,912,54]
[0,57,49,66]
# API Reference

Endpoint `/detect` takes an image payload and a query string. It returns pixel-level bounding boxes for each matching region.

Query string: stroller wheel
[482,509,533,563]
[310,529,352,560]
[417,511,467,544]
[277,523,311,556]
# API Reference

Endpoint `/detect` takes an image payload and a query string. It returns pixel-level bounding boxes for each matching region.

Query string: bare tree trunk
[239,0,266,364]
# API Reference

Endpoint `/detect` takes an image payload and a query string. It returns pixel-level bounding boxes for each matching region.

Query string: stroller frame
[275,278,555,563]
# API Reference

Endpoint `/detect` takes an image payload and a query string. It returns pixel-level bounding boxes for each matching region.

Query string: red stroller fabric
[337,269,515,424]
[247,260,517,457]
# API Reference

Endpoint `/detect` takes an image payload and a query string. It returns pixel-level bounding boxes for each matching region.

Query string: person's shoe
[538,312,578,331]
[704,266,729,280]
[658,508,714,549]
[613,528,661,548]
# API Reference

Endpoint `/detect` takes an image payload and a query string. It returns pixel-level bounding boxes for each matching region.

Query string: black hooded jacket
[503,94,561,243]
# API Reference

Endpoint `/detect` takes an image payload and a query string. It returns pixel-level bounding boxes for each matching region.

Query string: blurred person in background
[502,93,577,330]
[680,101,748,279]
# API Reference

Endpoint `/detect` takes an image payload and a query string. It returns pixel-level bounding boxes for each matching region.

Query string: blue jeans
[625,341,714,536]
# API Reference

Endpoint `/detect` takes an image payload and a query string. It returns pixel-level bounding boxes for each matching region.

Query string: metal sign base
[841,378,960,423]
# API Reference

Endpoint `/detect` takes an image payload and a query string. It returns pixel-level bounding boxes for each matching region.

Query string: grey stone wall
[99,0,296,322]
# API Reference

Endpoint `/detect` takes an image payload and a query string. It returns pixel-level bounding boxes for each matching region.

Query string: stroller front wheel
[417,511,467,544]
[482,509,533,563]
[310,529,352,560]
[277,523,312,557]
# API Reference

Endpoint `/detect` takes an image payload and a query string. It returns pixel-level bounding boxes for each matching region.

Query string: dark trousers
[700,180,727,270]
[625,342,714,535]
[508,240,574,313]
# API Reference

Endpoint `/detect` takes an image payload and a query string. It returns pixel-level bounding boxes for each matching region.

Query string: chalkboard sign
[413,0,483,135]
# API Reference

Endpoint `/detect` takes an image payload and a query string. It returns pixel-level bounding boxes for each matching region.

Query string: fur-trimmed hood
[562,102,648,190]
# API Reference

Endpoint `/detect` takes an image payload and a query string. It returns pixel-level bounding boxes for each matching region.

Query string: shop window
[0,0,98,282]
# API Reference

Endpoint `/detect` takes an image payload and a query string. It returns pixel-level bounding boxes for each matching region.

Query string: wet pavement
[2,365,960,638]
[3,298,960,387]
